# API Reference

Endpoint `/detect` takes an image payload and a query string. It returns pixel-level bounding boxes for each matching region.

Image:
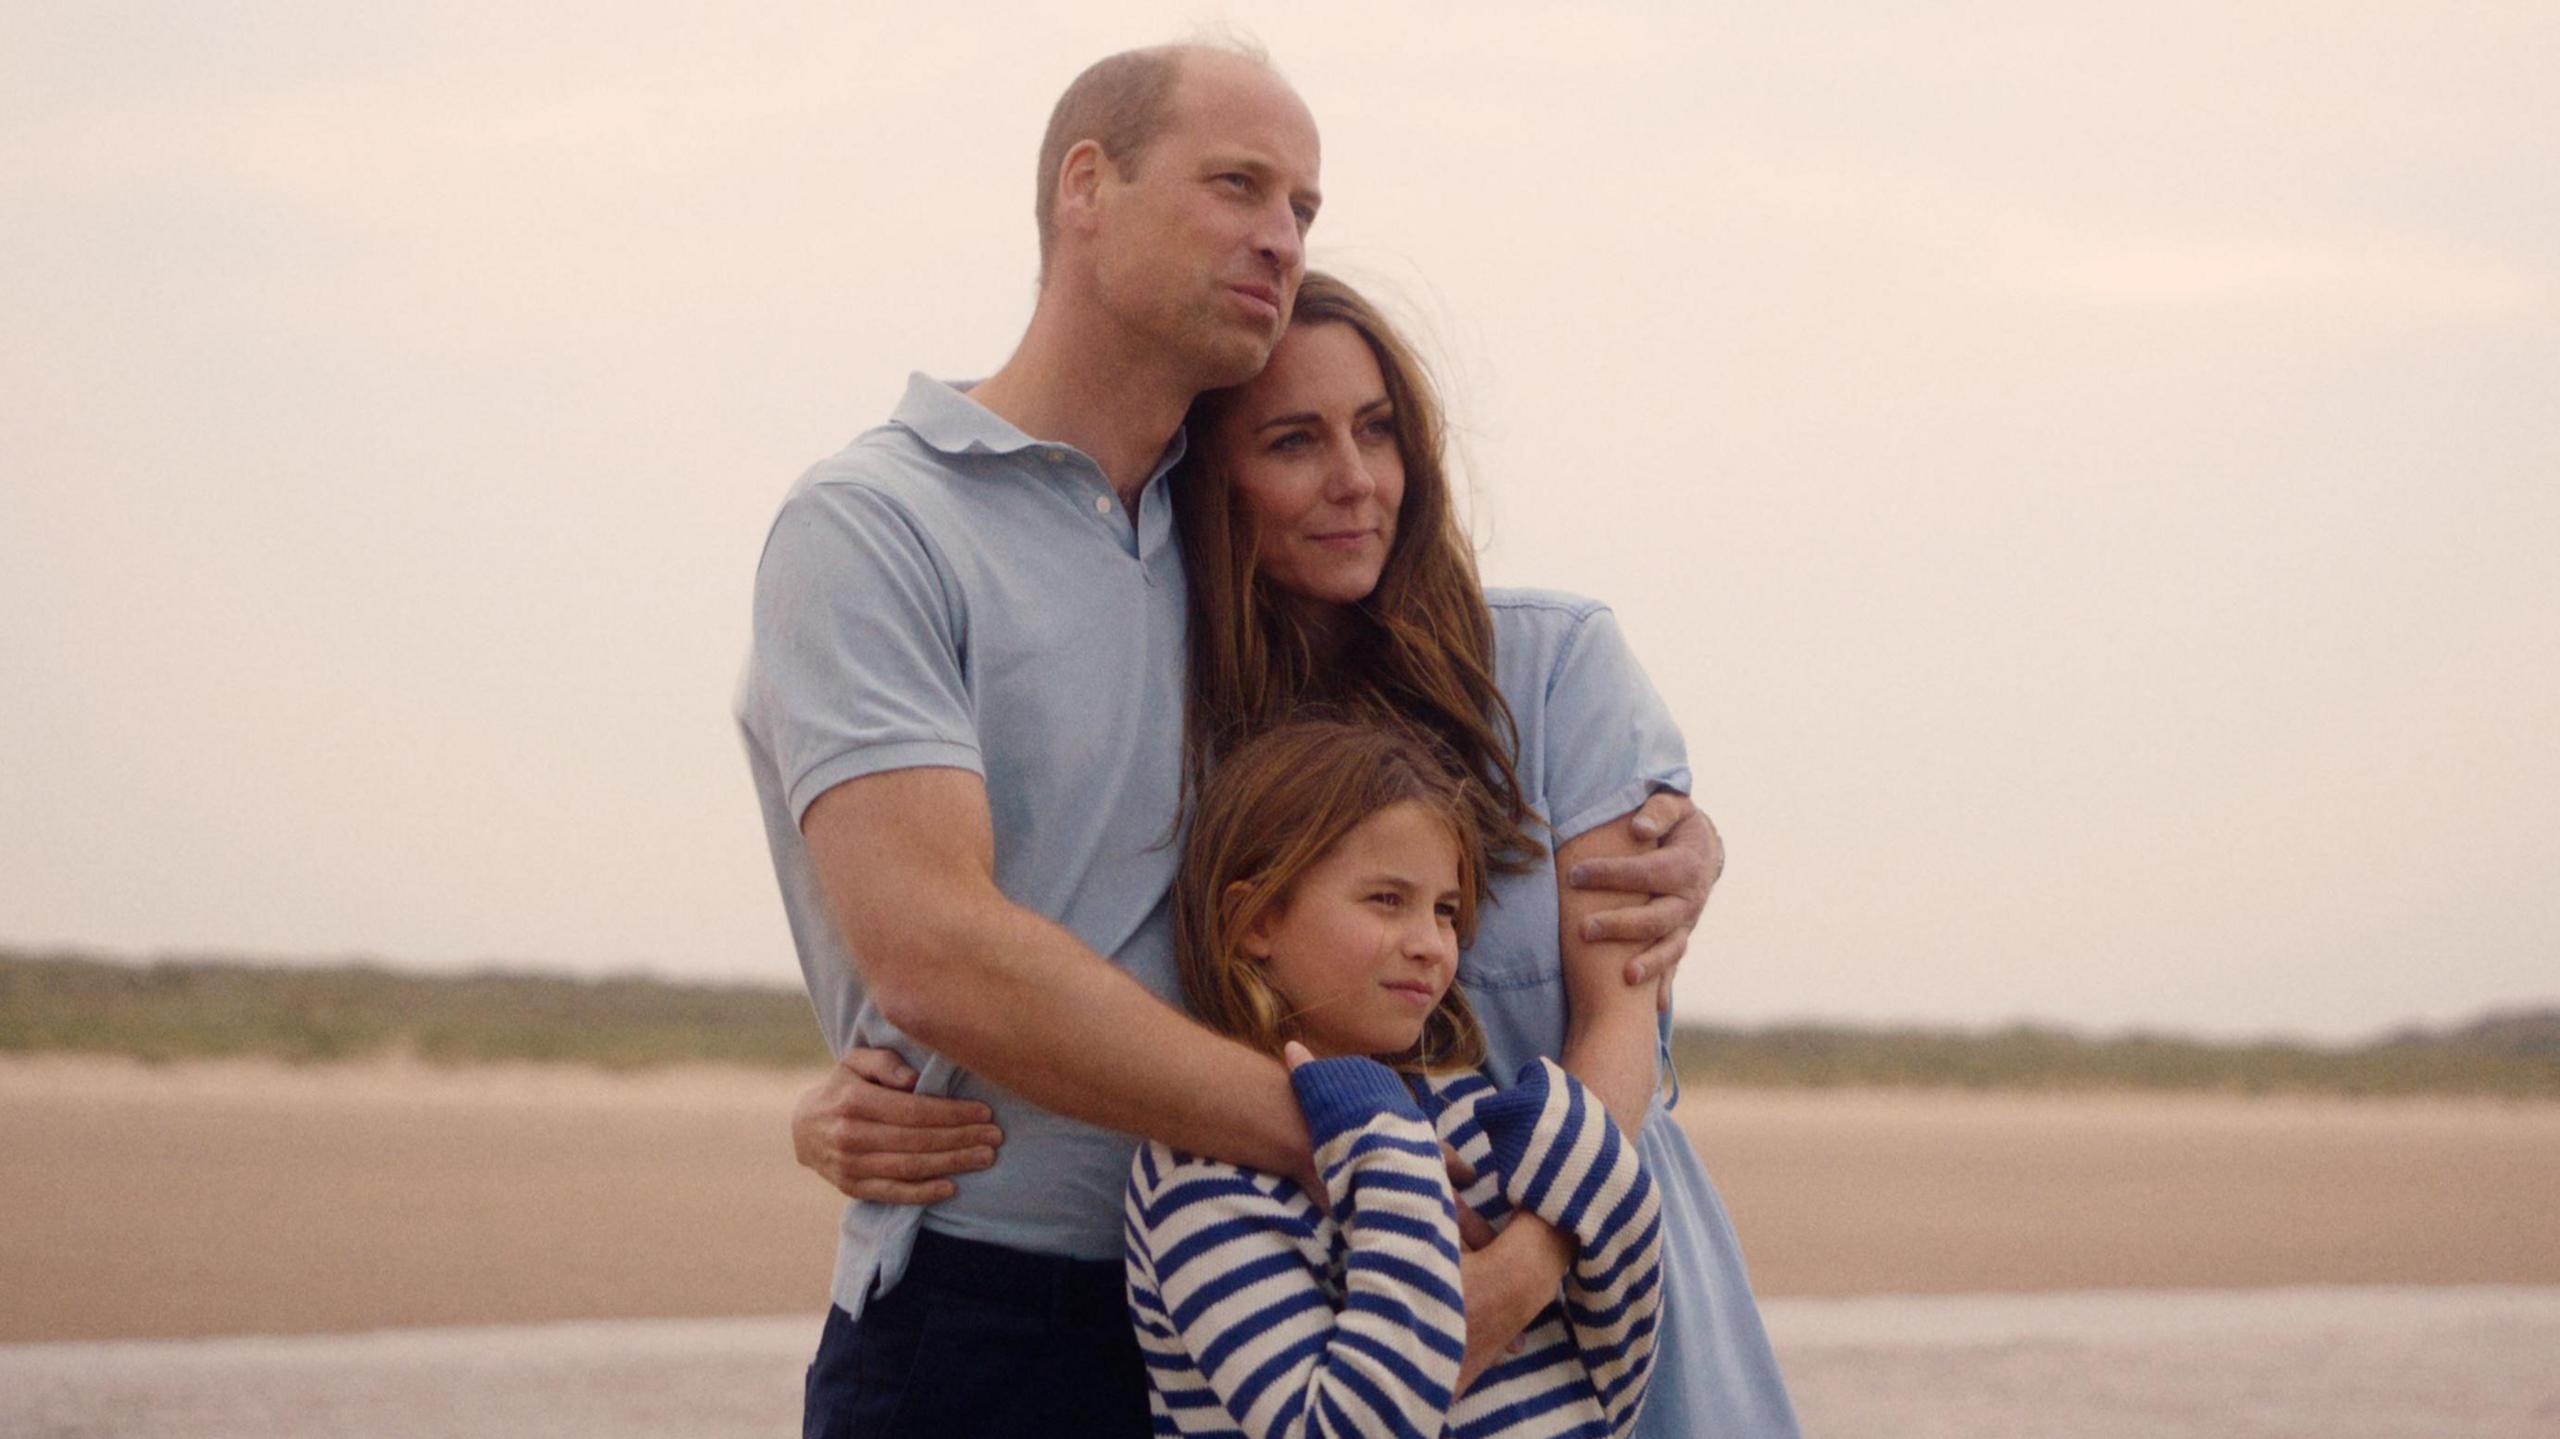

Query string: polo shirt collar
[890,373,1191,480]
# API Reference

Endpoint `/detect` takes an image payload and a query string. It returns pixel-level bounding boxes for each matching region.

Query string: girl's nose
[1406,915,1456,964]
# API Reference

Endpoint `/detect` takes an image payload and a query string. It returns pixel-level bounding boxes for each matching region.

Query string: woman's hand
[791,1047,1005,1204]
[1563,790,1722,1011]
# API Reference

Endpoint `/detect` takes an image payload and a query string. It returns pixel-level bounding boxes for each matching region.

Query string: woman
[802,273,1801,1438]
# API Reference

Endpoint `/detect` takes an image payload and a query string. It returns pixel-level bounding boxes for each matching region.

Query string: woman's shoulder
[1483,584,1614,628]
[1483,586,1629,699]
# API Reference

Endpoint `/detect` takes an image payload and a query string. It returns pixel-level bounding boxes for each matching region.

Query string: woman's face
[1212,321,1406,609]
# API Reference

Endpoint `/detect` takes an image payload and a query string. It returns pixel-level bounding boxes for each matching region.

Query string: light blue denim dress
[1469,588,1802,1439]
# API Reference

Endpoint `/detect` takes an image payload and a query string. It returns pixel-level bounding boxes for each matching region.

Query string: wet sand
[7,1290,2556,1438]
[3,1057,2557,1342]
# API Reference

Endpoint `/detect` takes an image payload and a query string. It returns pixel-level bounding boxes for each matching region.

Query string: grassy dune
[5,949,2555,1097]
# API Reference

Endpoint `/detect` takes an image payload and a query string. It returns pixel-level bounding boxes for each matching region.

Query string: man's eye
[1219,173,1254,193]
[1292,203,1316,230]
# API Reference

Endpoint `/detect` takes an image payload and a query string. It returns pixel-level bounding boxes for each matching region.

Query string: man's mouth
[1228,283,1282,323]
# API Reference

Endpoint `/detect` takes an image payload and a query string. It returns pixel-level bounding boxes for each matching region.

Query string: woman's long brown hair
[1173,271,1541,873]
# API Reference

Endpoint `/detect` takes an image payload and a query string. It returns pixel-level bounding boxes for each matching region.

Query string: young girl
[1124,717,1663,1439]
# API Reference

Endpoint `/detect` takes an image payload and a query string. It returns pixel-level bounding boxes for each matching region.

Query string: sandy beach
[6,1056,2554,1343]
[6,1057,2559,1434]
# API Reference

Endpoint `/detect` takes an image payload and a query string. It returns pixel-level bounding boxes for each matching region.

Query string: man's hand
[1563,791,1724,1012]
[791,1047,1004,1204]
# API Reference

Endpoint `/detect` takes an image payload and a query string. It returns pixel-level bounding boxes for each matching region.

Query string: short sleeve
[1537,605,1692,844]
[742,480,983,824]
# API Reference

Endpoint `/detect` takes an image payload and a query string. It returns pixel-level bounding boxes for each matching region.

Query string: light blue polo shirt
[736,374,1189,1314]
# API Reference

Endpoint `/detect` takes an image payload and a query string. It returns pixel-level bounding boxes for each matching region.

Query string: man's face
[1088,55,1322,390]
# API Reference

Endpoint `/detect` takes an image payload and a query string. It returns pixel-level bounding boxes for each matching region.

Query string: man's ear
[1054,138,1110,240]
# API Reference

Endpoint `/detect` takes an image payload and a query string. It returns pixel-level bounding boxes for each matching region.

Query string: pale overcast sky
[4,3,2553,1039]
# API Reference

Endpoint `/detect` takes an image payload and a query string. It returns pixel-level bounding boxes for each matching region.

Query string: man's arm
[802,765,1316,1190]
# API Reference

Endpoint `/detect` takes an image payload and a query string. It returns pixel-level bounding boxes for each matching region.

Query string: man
[739,42,1712,1436]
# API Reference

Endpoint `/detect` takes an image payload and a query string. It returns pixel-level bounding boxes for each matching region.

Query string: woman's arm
[1557,812,1677,1135]
[1127,1050,1466,1438]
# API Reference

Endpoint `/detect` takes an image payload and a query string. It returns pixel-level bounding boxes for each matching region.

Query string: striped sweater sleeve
[1124,1056,1466,1438]
[1471,1057,1665,1439]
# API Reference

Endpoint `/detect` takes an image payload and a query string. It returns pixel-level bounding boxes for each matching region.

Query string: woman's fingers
[1283,1040,1315,1071]
[828,1131,999,1182]
[839,1118,1004,1156]
[845,1177,962,1206]
[814,1052,996,1130]
[849,1084,997,1130]
[794,1049,1004,1201]
[841,1045,921,1089]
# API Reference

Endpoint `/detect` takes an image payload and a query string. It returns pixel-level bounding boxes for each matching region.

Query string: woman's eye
[1361,415,1397,441]
[1369,892,1403,910]
[1434,900,1460,921]
[1268,431,1312,453]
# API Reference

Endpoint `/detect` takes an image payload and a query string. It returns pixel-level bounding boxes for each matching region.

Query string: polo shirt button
[1093,495,1111,514]
[1507,1336,1528,1355]
[1043,447,1068,463]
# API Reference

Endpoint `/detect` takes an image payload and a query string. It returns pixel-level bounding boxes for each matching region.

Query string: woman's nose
[1326,442,1377,500]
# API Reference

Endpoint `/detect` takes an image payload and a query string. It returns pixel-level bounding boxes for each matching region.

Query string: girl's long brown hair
[1174,715,1488,1073]
[1173,271,1542,874]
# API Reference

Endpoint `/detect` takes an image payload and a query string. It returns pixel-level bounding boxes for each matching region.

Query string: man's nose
[1254,200,1304,280]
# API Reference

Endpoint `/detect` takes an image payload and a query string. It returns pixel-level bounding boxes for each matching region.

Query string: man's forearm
[871,889,1313,1182]
[807,768,1316,1187]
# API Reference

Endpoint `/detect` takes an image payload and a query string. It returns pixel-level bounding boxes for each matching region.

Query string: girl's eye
[1369,891,1404,910]
[1434,900,1460,921]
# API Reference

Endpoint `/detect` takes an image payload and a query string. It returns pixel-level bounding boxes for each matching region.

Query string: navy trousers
[803,1229,1151,1438]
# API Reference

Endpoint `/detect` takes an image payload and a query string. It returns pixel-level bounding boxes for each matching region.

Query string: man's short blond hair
[1032,39,1273,275]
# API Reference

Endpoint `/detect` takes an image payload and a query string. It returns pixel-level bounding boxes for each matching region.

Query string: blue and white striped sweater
[1124,1056,1661,1438]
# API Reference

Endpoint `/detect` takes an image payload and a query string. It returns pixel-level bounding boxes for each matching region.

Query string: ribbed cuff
[1471,1056,1564,1188]
[1291,1055,1426,1143]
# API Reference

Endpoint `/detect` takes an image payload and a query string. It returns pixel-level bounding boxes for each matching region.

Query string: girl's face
[1212,321,1406,610]
[1238,800,1462,1059]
